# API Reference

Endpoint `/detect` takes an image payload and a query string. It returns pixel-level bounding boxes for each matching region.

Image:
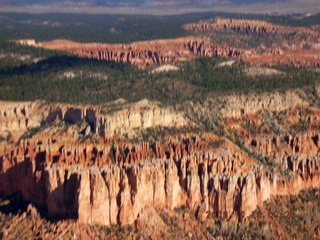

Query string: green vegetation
[259,189,320,239]
[174,206,189,214]
[1,41,320,107]
[0,12,204,43]
[0,41,65,69]
[1,12,319,44]
[265,13,320,27]
[18,126,45,141]
[1,12,320,107]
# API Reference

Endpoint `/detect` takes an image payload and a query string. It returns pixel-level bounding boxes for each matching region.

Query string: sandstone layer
[1,89,320,229]
[0,99,187,139]
[34,37,242,69]
[184,17,319,37]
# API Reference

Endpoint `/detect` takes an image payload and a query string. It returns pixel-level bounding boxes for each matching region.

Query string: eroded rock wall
[36,37,242,68]
[0,101,42,132]
[1,94,320,226]
[0,100,187,138]
[184,17,319,37]
[1,130,320,226]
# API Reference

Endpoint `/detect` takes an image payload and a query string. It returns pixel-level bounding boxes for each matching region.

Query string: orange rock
[36,37,242,68]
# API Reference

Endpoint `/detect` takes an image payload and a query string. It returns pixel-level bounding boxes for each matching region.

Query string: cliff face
[0,99,187,138]
[1,91,320,227]
[184,17,319,37]
[0,101,42,133]
[1,129,319,226]
[35,37,242,69]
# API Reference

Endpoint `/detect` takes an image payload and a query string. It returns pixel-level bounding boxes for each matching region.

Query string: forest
[1,12,320,43]
[1,12,320,106]
[1,40,320,106]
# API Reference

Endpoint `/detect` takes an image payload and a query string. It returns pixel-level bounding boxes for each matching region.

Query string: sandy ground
[0,1,319,15]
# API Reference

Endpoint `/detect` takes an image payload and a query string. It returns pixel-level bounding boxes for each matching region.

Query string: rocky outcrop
[36,37,242,68]
[0,99,188,139]
[185,18,275,35]
[1,130,320,226]
[184,17,319,37]
[0,101,42,132]
[1,92,320,227]
[12,39,37,46]
[183,17,320,68]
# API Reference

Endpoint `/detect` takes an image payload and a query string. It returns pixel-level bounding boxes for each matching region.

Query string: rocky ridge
[0,99,187,140]
[1,89,320,231]
[35,37,242,69]
[184,17,320,68]
[184,17,319,37]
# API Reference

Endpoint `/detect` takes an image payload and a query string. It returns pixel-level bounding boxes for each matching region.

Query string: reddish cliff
[1,128,319,226]
[1,93,320,227]
[184,17,319,37]
[36,37,242,68]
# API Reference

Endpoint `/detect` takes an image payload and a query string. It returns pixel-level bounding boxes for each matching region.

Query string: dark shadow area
[0,55,132,76]
[0,159,79,224]
[0,159,48,219]
[0,192,29,215]
[45,107,63,123]
[64,108,83,124]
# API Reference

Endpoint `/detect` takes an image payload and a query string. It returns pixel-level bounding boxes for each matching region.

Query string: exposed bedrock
[36,37,242,68]
[0,100,187,137]
[1,134,320,226]
[184,17,319,37]
[1,94,320,226]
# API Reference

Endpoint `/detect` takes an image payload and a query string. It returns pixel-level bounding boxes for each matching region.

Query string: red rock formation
[184,17,320,68]
[1,127,320,225]
[36,37,242,68]
[1,96,320,227]
[184,17,319,37]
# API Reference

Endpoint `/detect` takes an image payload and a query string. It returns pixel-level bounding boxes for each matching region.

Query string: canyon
[1,87,320,239]
[2,14,320,239]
